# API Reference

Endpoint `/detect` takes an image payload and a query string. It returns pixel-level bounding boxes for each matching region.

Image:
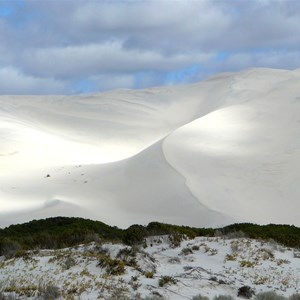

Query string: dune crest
[1,68,300,227]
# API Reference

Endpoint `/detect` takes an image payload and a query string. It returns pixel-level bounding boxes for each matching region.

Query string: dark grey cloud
[0,0,299,94]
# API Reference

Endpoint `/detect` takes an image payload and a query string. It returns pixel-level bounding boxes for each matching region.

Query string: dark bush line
[0,217,299,257]
[0,217,124,256]
[220,223,300,248]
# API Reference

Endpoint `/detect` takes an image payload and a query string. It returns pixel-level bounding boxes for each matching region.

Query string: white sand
[1,68,300,227]
[1,236,299,299]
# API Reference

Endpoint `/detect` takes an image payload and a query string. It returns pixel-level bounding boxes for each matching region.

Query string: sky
[0,0,300,95]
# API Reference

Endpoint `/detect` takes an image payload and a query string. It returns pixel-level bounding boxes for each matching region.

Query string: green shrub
[213,295,234,300]
[255,291,286,300]
[144,296,166,300]
[123,225,148,245]
[1,217,300,254]
[225,254,237,261]
[98,254,125,275]
[64,256,76,269]
[180,247,193,255]
[0,238,21,258]
[0,292,17,300]
[38,283,60,300]
[145,271,154,278]
[158,276,177,287]
[237,286,255,299]
[116,247,138,267]
[240,260,255,268]
[192,245,200,251]
[169,233,184,248]
[107,296,131,300]
[192,294,210,300]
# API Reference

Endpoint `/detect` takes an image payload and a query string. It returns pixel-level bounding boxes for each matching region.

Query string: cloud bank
[0,0,300,94]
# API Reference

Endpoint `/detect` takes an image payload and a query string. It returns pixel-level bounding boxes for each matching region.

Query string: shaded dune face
[1,68,300,228]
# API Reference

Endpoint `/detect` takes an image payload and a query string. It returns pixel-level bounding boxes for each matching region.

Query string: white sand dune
[1,68,300,227]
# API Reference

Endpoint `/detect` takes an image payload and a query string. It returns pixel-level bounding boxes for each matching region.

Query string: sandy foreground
[0,236,300,299]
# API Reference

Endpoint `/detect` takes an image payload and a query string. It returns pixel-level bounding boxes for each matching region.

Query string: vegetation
[158,276,177,287]
[0,217,123,257]
[237,285,255,299]
[0,217,300,258]
[98,254,126,275]
[192,295,210,300]
[221,223,300,248]
[38,283,61,299]
[213,296,234,300]
[255,291,286,300]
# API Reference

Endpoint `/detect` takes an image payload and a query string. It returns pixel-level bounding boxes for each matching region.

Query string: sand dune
[1,68,300,227]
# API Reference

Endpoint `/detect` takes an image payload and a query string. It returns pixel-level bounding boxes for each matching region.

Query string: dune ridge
[1,68,300,227]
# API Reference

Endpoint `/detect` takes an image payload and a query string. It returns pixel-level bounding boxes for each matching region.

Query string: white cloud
[0,0,300,94]
[20,42,213,79]
[0,67,67,94]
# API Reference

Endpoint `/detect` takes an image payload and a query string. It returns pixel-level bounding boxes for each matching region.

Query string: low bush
[192,294,210,300]
[1,217,300,254]
[64,256,76,269]
[144,296,166,300]
[213,295,234,300]
[129,276,141,291]
[168,257,180,264]
[168,233,184,248]
[123,225,148,245]
[116,247,138,267]
[240,260,255,268]
[192,245,200,251]
[144,271,154,278]
[255,291,286,300]
[225,254,237,261]
[238,286,255,299]
[98,254,125,275]
[0,292,17,300]
[0,239,22,258]
[38,283,60,300]
[180,247,193,255]
[158,276,177,287]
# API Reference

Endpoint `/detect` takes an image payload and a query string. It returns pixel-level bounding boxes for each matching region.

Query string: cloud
[0,67,67,94]
[0,0,300,94]
[19,42,212,79]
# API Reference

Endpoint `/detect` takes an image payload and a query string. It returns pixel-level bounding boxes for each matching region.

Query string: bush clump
[38,283,60,300]
[116,247,138,267]
[168,233,184,248]
[255,291,286,300]
[213,295,234,300]
[123,225,148,245]
[192,294,210,300]
[1,217,300,254]
[238,286,255,299]
[144,271,154,278]
[98,254,125,275]
[240,260,255,268]
[158,276,177,287]
[180,247,193,255]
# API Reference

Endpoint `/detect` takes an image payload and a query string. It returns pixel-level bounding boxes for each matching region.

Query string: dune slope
[1,68,300,227]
